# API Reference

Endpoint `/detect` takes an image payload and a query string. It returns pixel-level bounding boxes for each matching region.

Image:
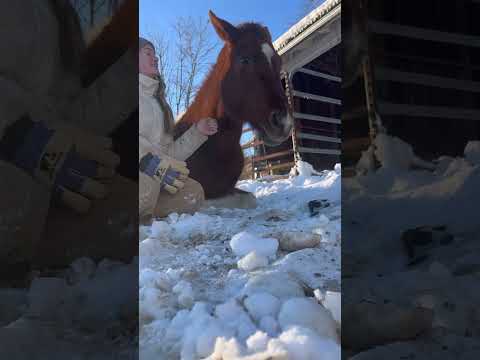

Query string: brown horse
[174,11,293,199]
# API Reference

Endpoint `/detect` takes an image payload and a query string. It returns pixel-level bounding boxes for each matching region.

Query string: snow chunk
[321,291,341,326]
[375,133,416,170]
[68,257,96,283]
[465,141,480,165]
[139,237,162,258]
[237,251,268,271]
[246,331,270,352]
[27,277,67,319]
[230,231,278,258]
[259,316,279,337]
[209,337,244,359]
[172,281,194,309]
[140,268,171,291]
[375,133,434,171]
[334,163,341,174]
[215,300,257,341]
[277,326,341,360]
[150,220,171,239]
[278,297,339,343]
[296,160,322,177]
[243,272,305,300]
[244,292,281,322]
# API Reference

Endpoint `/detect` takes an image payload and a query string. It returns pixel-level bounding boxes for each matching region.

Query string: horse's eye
[239,57,251,65]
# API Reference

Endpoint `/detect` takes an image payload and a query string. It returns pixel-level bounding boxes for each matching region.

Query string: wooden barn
[343,0,480,175]
[241,0,342,178]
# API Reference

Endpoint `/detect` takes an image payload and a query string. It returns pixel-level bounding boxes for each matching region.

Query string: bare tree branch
[143,15,220,117]
[145,31,174,105]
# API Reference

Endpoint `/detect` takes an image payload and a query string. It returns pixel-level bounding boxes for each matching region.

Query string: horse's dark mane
[82,0,138,86]
[237,22,265,33]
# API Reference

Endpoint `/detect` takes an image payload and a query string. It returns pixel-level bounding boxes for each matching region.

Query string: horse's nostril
[271,112,282,128]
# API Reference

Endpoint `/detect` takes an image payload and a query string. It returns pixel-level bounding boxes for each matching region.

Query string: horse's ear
[263,26,272,43]
[209,10,238,43]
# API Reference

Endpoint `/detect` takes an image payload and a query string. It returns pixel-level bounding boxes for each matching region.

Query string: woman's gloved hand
[139,152,189,194]
[1,116,119,213]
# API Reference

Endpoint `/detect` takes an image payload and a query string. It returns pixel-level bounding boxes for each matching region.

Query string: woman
[138,37,218,221]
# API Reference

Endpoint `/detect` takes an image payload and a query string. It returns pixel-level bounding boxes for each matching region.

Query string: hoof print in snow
[308,199,330,217]
[401,225,454,266]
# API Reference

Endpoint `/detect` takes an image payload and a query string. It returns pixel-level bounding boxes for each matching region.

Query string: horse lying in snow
[174,11,293,202]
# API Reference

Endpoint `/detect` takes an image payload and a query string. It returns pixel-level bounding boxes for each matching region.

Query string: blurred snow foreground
[139,161,341,359]
[343,135,480,358]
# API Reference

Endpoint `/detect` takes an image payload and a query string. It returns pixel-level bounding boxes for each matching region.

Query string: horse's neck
[181,46,230,124]
[177,46,244,144]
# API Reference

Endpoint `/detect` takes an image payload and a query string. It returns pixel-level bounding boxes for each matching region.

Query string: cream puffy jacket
[138,73,207,216]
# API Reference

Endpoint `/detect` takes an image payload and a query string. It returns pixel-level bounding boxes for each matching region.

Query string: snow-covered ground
[139,161,341,359]
[0,257,138,359]
[343,134,480,358]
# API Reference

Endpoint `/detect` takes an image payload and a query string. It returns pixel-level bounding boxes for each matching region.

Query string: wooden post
[286,71,301,174]
[362,55,378,142]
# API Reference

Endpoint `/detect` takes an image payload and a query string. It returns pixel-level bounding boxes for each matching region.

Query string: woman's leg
[153,177,205,219]
[33,175,138,268]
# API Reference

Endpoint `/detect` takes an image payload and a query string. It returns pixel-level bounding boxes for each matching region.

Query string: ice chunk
[277,326,341,360]
[242,272,304,299]
[68,257,96,283]
[259,316,279,337]
[246,331,270,352]
[230,231,278,258]
[278,297,339,343]
[150,220,171,239]
[244,292,280,322]
[215,300,257,341]
[173,280,194,309]
[464,141,480,165]
[321,291,341,326]
[27,277,67,320]
[334,163,341,174]
[237,251,268,271]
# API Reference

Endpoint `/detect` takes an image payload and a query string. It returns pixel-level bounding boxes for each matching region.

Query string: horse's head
[209,11,293,146]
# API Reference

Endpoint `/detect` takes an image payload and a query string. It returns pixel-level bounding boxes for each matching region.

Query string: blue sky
[140,0,315,43]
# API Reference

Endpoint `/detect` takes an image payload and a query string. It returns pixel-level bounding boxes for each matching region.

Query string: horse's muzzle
[261,110,293,146]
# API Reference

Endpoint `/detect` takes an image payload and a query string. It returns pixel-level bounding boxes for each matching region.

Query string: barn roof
[273,0,341,53]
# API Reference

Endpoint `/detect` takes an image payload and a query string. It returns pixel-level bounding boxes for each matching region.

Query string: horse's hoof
[202,191,257,210]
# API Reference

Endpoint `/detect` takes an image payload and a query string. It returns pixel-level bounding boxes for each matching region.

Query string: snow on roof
[273,0,341,52]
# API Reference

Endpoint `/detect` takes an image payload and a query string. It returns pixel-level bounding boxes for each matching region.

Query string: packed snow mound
[139,162,341,359]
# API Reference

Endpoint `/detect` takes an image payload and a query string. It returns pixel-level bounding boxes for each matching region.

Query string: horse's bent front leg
[202,188,257,210]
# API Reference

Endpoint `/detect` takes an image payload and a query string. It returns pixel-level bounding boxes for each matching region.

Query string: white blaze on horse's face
[261,43,274,68]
